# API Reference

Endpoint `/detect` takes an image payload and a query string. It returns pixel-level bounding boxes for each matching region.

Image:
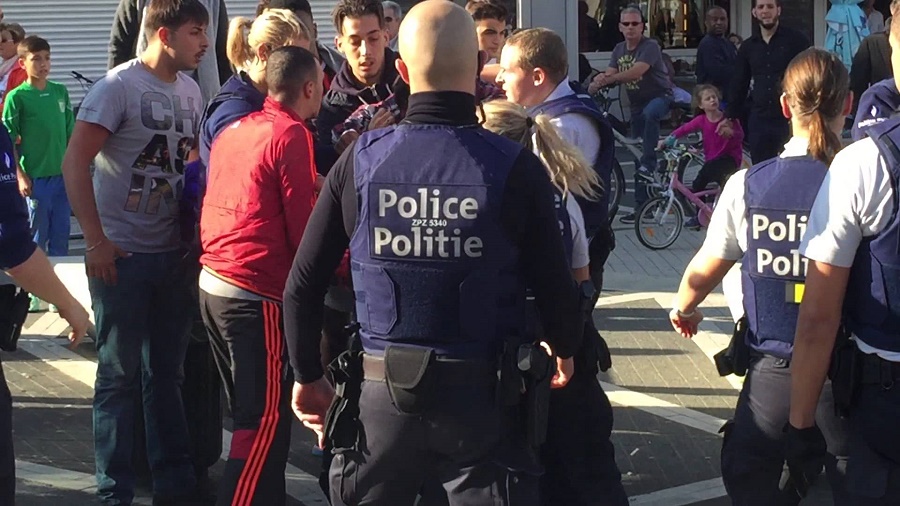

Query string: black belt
[362,354,496,386]
[860,351,900,387]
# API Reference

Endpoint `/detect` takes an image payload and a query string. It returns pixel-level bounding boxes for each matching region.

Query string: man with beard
[696,6,736,93]
[722,0,809,164]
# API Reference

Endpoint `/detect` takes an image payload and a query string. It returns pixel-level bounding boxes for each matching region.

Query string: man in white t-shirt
[495,26,628,506]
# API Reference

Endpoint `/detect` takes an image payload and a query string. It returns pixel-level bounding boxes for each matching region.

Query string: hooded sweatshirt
[314,48,401,172]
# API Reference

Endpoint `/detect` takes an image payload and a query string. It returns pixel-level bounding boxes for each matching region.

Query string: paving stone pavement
[6,218,837,505]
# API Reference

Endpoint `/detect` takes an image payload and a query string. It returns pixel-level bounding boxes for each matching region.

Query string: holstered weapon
[517,343,555,447]
[713,317,749,377]
[0,285,29,352]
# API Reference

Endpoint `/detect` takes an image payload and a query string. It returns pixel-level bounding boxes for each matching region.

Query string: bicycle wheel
[608,158,625,224]
[635,196,684,250]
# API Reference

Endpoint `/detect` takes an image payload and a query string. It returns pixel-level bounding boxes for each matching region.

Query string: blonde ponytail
[532,114,601,200]
[226,10,310,74]
[478,100,602,200]
[226,16,254,70]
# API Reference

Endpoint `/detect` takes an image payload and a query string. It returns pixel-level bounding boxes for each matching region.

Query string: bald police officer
[282,1,582,504]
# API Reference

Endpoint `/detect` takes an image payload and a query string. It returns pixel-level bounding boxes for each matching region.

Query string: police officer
[670,48,851,505]
[787,6,900,503]
[494,28,627,506]
[282,1,583,504]
[0,121,90,503]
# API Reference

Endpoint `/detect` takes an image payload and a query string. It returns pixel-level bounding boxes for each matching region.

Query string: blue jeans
[90,251,196,505]
[28,175,70,256]
[631,96,673,208]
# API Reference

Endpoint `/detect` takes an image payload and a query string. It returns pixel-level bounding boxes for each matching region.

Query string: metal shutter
[0,0,342,103]
[226,0,340,52]
[2,0,120,103]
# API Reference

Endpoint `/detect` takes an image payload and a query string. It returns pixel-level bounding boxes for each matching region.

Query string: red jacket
[200,97,317,301]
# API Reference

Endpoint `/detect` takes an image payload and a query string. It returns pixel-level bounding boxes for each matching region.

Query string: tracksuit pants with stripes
[200,291,292,506]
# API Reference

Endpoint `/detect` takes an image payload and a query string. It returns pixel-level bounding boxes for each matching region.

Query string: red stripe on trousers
[232,301,283,506]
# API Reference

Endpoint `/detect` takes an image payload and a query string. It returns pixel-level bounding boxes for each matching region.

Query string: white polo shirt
[800,135,898,361]
[530,80,604,270]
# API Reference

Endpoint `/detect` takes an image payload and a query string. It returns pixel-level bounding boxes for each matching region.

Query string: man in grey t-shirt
[79,61,201,253]
[589,6,673,224]
[60,1,210,504]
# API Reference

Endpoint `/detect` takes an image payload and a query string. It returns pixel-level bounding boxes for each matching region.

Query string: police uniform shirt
[529,80,599,270]
[701,136,813,260]
[282,91,584,383]
[799,136,899,362]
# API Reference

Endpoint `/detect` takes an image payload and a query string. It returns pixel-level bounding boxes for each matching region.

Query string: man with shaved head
[282,0,582,503]
[696,6,736,92]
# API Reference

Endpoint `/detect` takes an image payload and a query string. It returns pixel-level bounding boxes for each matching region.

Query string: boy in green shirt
[3,36,74,311]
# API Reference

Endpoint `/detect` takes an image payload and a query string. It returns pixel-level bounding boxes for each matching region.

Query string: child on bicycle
[658,84,743,228]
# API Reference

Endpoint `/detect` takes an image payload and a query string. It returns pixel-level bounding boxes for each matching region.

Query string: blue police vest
[845,119,900,351]
[741,156,828,358]
[531,93,614,239]
[350,124,526,358]
[553,189,574,266]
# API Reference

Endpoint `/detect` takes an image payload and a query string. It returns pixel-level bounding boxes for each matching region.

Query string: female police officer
[788,4,900,502]
[479,99,630,506]
[669,48,851,505]
[0,120,90,502]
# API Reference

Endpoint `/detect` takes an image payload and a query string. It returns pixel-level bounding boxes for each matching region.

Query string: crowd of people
[1,0,900,505]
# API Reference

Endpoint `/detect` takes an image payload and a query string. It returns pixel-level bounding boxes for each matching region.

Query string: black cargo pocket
[330,453,359,504]
[459,270,499,341]
[353,262,398,335]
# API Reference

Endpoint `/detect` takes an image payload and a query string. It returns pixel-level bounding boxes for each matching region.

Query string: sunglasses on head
[620,21,642,27]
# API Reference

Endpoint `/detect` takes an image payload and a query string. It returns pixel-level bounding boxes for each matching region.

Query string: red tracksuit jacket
[200,97,317,301]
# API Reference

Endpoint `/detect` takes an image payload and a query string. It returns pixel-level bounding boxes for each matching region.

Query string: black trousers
[540,369,628,506]
[843,379,900,504]
[747,114,791,164]
[200,291,292,506]
[692,155,738,193]
[0,358,13,505]
[329,380,538,506]
[721,355,850,505]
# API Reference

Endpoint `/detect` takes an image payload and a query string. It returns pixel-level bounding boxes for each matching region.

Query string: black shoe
[619,212,636,224]
[152,488,216,506]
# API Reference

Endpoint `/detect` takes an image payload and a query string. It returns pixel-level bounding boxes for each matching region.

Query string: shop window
[587,0,730,51]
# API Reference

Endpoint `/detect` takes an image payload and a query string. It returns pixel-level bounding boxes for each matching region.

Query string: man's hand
[716,119,734,138]
[292,378,336,448]
[335,130,360,154]
[85,238,130,286]
[315,175,326,193]
[669,308,704,338]
[367,108,396,131]
[56,299,90,349]
[538,341,574,389]
[17,171,31,198]
[551,357,574,389]
[588,73,612,94]
[784,424,828,498]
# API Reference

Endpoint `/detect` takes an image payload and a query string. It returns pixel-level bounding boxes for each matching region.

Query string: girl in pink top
[659,84,744,194]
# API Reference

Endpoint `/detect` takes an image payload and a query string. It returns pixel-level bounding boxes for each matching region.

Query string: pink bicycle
[634,143,720,250]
